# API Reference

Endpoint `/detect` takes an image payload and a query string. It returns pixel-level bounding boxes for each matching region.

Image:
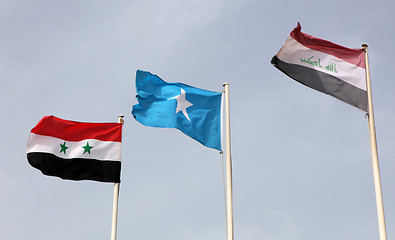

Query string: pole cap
[362,43,368,49]
[118,114,124,124]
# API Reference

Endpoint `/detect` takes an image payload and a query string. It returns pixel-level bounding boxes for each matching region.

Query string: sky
[1,0,394,239]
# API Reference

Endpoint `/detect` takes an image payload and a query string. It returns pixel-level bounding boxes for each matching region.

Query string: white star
[168,88,193,121]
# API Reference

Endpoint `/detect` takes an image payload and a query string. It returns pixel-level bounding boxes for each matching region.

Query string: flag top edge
[30,115,122,142]
[136,70,222,95]
[290,23,365,68]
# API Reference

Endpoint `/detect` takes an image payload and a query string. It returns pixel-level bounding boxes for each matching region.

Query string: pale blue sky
[1,0,394,239]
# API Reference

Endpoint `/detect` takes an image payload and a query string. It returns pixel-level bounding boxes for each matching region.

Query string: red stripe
[289,23,365,68]
[30,115,122,142]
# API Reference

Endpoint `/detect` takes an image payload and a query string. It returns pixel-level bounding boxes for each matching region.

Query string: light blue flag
[132,70,222,151]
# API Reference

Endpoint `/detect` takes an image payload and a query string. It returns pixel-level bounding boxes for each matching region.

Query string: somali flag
[132,70,222,151]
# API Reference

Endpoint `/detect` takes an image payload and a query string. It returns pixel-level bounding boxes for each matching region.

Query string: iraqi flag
[27,115,123,183]
[271,23,367,111]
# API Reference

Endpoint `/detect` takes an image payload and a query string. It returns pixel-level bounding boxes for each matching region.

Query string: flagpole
[362,44,387,240]
[223,83,234,240]
[111,115,124,240]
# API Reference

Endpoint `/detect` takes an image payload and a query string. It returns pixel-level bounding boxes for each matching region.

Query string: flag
[271,23,367,111]
[27,115,123,183]
[132,70,222,151]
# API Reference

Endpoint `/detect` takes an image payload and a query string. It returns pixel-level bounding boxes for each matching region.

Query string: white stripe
[27,133,121,162]
[276,36,366,91]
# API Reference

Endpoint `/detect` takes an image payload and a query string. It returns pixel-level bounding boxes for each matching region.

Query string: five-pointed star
[168,88,193,121]
[59,142,68,154]
[82,142,94,154]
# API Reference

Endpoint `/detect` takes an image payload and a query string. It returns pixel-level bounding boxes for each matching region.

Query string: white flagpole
[362,44,387,240]
[111,114,124,240]
[223,83,234,240]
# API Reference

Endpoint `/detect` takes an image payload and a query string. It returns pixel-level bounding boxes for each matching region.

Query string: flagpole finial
[362,43,368,49]
[118,115,124,124]
[223,82,229,87]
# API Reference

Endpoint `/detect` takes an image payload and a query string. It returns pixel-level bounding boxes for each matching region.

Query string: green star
[59,142,68,154]
[82,142,93,154]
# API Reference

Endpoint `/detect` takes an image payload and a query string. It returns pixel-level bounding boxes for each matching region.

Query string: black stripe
[27,152,121,183]
[271,56,367,111]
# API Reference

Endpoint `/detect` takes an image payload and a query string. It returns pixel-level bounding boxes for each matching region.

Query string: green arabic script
[300,56,338,73]
[300,56,322,68]
[325,62,338,73]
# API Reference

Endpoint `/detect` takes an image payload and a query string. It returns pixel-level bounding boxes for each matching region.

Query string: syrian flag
[271,23,367,111]
[27,115,123,183]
